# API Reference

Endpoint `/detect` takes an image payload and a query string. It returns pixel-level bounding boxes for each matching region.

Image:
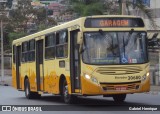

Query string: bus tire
[113,94,126,102]
[24,78,41,99]
[62,79,76,104]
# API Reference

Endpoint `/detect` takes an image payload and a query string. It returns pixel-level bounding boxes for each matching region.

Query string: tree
[67,0,121,16]
[70,0,105,16]
[34,7,47,25]
[9,0,35,32]
[1,0,58,52]
[0,1,12,53]
[125,0,157,29]
[8,32,27,46]
[34,7,57,30]
[68,0,157,29]
[8,0,57,40]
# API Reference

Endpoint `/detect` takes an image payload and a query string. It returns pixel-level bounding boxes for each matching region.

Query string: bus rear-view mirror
[77,32,83,44]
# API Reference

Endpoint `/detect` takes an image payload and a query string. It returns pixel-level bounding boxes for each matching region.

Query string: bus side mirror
[77,32,83,53]
[77,32,83,45]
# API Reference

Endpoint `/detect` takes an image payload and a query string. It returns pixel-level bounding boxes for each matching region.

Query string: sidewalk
[0,75,12,86]
[145,85,160,95]
[0,69,12,86]
[149,85,160,95]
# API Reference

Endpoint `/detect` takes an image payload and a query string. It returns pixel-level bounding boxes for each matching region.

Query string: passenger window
[22,42,28,62]
[56,30,68,58]
[45,33,56,59]
[28,40,35,62]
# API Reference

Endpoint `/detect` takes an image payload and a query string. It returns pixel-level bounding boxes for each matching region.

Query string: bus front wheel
[62,79,76,104]
[113,94,126,102]
[24,78,41,99]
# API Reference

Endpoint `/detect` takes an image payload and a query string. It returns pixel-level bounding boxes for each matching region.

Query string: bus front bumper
[81,76,150,95]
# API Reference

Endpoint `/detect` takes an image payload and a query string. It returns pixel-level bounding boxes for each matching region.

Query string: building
[39,0,63,4]
[11,0,18,9]
[147,0,160,86]
[31,1,45,8]
[130,0,160,31]
[0,0,7,12]
[143,0,160,31]
[0,0,7,4]
[0,0,9,17]
[130,0,160,86]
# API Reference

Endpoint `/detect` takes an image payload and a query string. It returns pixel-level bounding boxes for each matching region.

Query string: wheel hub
[26,85,29,95]
[64,85,70,100]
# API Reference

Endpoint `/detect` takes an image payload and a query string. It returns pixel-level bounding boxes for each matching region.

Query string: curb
[0,83,9,86]
[0,81,9,86]
[145,91,160,95]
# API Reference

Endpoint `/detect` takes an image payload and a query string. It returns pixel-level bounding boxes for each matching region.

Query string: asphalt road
[0,86,160,114]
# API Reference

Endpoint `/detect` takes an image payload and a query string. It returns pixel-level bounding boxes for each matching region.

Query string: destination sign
[99,20,129,27]
[85,18,144,28]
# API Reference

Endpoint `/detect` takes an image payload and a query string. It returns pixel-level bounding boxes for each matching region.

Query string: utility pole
[1,20,4,84]
[45,5,48,28]
[0,0,7,83]
[121,0,126,15]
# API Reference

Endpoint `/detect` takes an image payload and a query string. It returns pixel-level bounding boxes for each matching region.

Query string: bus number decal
[128,76,141,80]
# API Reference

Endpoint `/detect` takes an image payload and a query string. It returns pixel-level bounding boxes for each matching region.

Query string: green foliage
[0,0,158,53]
[0,0,57,52]
[32,0,39,1]
[9,0,34,32]
[69,0,157,29]
[8,32,27,40]
[47,17,57,27]
[35,7,47,24]
[9,0,57,32]
[71,0,104,16]
[37,23,46,31]
[8,32,27,45]
[36,18,57,32]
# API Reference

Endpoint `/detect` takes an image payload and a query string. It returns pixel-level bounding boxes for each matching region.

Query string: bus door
[36,39,44,91]
[15,45,21,89]
[70,30,81,93]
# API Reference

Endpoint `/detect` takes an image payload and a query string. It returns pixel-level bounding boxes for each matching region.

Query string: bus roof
[12,15,142,44]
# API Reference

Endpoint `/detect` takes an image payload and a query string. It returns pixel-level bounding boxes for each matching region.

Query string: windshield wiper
[124,29,134,46]
[99,29,104,35]
[121,29,134,63]
[123,35,126,57]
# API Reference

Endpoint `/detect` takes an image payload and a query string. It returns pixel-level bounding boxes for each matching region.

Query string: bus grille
[96,66,142,75]
[100,81,141,91]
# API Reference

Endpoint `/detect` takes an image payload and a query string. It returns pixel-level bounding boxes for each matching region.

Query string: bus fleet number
[128,76,141,80]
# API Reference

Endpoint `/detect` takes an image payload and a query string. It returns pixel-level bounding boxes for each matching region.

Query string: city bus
[12,15,150,103]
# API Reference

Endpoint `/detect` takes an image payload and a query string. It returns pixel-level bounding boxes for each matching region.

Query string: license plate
[115,86,127,91]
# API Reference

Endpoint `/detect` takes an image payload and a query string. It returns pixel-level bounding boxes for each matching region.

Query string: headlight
[84,74,99,84]
[141,75,146,81]
[142,72,149,81]
[91,77,99,84]
[85,74,91,79]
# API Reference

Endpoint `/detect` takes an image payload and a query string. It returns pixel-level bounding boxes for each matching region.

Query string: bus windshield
[82,31,148,65]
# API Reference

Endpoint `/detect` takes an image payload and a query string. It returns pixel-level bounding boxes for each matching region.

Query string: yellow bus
[12,15,150,103]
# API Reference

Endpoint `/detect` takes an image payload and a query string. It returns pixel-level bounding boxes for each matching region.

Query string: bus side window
[56,30,68,58]
[28,39,35,62]
[22,42,28,62]
[45,33,56,59]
